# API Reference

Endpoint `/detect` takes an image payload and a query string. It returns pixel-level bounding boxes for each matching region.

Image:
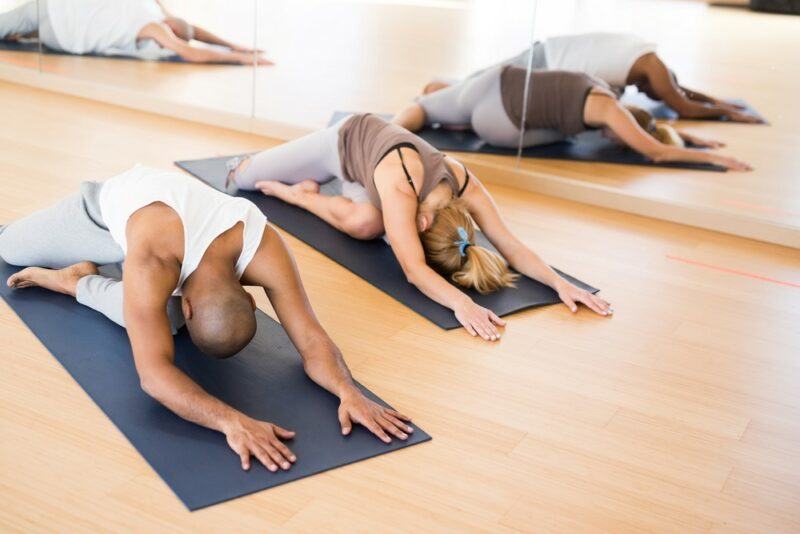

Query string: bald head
[184,282,256,359]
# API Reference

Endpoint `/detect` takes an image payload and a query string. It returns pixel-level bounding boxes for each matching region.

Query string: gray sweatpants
[0,0,60,49]
[0,1,38,40]
[0,181,184,333]
[230,117,370,204]
[418,45,563,148]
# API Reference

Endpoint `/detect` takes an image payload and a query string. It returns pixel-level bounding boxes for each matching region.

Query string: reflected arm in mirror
[634,54,761,123]
[138,22,272,65]
[584,90,752,171]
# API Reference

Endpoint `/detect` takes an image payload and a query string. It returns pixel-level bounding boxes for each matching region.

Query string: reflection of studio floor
[1,0,797,247]
[2,81,800,531]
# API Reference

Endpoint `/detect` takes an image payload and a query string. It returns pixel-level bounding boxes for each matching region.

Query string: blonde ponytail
[654,124,685,147]
[421,200,518,294]
[625,105,684,147]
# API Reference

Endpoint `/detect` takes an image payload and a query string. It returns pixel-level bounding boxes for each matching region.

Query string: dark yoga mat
[328,112,726,172]
[0,259,429,511]
[174,155,598,330]
[0,40,241,64]
[620,91,766,123]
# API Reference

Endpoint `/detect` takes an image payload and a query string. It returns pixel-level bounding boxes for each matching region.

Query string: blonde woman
[226,113,612,342]
[430,32,762,123]
[394,65,752,171]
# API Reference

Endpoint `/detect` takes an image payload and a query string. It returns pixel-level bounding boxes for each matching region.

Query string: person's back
[541,32,656,89]
[44,0,164,54]
[99,166,266,294]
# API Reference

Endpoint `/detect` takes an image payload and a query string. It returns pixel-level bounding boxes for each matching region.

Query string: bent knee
[344,213,384,240]
[0,227,21,265]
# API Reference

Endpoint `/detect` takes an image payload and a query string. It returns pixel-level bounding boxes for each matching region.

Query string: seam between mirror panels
[516,0,539,168]
[251,0,258,122]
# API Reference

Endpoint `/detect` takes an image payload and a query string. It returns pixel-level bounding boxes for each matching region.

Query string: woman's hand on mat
[338,388,413,444]
[223,414,296,472]
[709,154,753,172]
[454,299,505,341]
[556,282,613,317]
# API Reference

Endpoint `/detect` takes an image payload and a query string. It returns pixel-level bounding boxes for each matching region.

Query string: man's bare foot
[253,180,319,203]
[7,261,99,297]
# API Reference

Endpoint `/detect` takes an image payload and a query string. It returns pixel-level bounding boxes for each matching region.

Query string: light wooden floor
[2,81,800,532]
[1,0,797,247]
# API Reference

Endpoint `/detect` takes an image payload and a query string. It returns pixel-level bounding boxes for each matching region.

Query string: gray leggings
[418,51,563,149]
[230,117,370,203]
[0,1,38,40]
[0,0,59,49]
[0,182,184,333]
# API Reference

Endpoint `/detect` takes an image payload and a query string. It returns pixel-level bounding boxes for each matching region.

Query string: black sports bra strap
[458,162,470,196]
[381,142,418,195]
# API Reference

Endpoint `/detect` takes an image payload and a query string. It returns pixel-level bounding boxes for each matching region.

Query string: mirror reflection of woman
[0,0,271,65]
[226,113,612,341]
[394,65,752,171]
[427,32,762,124]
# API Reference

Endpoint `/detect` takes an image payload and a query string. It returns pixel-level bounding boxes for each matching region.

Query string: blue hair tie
[454,226,472,257]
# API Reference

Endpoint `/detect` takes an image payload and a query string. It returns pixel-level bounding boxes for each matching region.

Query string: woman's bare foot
[422,81,451,95]
[254,180,319,203]
[7,261,99,297]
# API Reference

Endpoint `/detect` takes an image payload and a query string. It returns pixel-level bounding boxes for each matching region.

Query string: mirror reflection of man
[0,0,272,65]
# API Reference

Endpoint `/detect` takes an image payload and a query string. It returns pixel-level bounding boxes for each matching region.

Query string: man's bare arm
[241,225,413,442]
[138,22,271,65]
[123,252,295,471]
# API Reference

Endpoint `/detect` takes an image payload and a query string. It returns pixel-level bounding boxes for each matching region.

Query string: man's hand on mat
[223,414,296,472]
[723,110,764,124]
[556,282,613,317]
[338,388,413,444]
[454,300,505,341]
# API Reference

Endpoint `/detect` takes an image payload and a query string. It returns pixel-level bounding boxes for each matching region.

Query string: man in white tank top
[2,0,272,64]
[0,166,413,472]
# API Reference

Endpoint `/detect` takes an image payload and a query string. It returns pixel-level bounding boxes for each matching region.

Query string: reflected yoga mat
[620,91,766,123]
[328,112,726,172]
[174,156,598,330]
[0,260,430,511]
[0,40,240,63]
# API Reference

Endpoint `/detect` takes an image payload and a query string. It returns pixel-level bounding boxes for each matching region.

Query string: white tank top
[543,32,657,89]
[45,0,164,54]
[99,166,267,296]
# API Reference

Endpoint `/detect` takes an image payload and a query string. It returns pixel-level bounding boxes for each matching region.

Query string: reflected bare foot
[7,261,98,297]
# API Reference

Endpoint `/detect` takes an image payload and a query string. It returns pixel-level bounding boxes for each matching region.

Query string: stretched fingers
[384,412,414,434]
[377,414,408,440]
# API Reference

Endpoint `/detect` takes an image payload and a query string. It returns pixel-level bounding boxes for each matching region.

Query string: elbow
[138,372,161,399]
[403,264,428,288]
[643,146,670,162]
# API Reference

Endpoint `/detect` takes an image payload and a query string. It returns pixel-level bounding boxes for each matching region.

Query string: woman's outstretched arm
[459,171,611,316]
[584,92,752,171]
[374,163,505,341]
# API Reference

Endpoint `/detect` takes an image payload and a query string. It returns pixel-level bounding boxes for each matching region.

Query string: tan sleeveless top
[337,113,463,210]
[500,66,610,136]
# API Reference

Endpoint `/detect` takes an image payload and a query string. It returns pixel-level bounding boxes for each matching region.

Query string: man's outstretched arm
[138,22,272,65]
[241,225,413,443]
[123,253,296,472]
